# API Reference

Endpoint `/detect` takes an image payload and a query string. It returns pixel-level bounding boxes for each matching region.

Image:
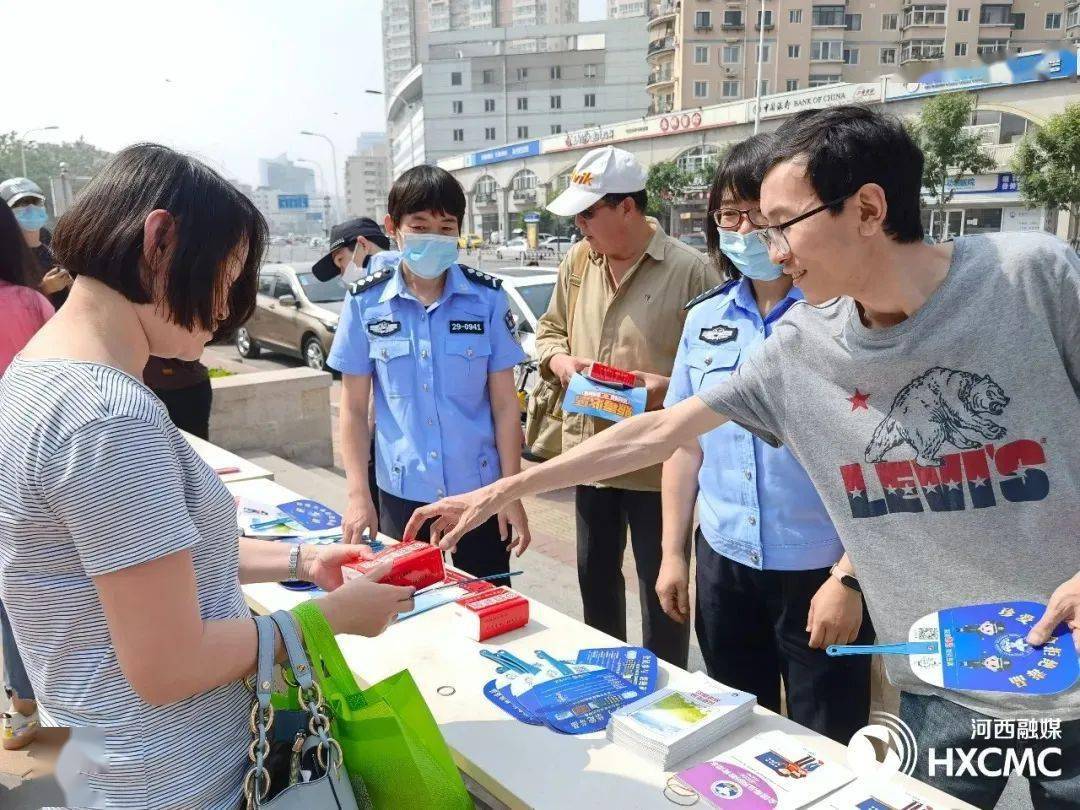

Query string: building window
[843,47,860,64]
[517,67,530,81]
[901,39,946,60]
[955,42,968,56]
[1070,7,1080,27]
[845,13,862,30]
[957,8,970,21]
[485,127,496,140]
[1046,12,1062,28]
[808,74,842,88]
[786,79,799,91]
[810,40,844,61]
[694,45,709,64]
[812,5,846,26]
[977,38,1009,55]
[517,97,528,110]
[882,12,898,30]
[880,47,897,64]
[452,100,463,114]
[723,44,742,62]
[484,98,495,112]
[453,129,464,142]
[517,126,528,138]
[584,63,598,78]
[787,44,800,58]
[759,80,769,95]
[550,95,561,109]
[904,4,946,26]
[789,9,802,23]
[757,9,773,26]
[723,9,743,26]
[757,43,772,62]
[482,68,495,84]
[694,80,709,98]
[551,124,562,134]
[451,71,462,86]
[1010,12,1025,29]
[584,93,596,107]
[722,80,740,97]
[695,10,712,29]
[550,65,562,79]
[978,4,1010,25]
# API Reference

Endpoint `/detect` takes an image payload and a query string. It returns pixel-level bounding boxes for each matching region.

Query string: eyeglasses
[710,207,768,230]
[577,198,617,221]
[753,193,855,256]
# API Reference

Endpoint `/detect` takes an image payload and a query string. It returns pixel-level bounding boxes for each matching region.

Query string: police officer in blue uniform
[656,135,875,744]
[328,166,530,581]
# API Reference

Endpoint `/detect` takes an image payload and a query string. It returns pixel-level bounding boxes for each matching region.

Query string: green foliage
[1013,103,1080,247]
[909,93,995,241]
[645,160,693,228]
[0,133,112,217]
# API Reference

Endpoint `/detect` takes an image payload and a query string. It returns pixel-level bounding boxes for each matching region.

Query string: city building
[386,17,650,181]
[258,154,316,195]
[609,0,648,18]
[345,133,391,223]
[250,186,328,237]
[645,0,1073,113]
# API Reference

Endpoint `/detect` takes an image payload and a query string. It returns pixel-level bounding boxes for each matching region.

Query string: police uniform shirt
[328,252,527,503]
[664,276,842,571]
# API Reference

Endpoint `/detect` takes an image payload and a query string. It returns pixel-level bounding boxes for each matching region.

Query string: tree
[0,133,112,218]
[645,160,693,232]
[909,93,995,242]
[1013,103,1080,249]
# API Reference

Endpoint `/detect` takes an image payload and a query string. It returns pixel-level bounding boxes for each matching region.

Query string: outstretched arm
[406,396,727,551]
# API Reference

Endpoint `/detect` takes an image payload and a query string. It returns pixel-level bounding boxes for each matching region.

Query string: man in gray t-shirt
[406,106,1080,806]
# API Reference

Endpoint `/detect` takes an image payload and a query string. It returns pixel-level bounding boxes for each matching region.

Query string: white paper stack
[606,672,756,768]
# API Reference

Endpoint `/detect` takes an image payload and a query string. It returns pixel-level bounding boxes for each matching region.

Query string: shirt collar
[643,217,668,262]
[730,276,803,322]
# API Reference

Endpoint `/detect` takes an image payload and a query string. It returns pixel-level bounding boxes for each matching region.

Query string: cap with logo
[0,177,46,207]
[312,217,393,281]
[546,146,647,217]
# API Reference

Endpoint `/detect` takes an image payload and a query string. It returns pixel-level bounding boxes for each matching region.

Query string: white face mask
[341,261,365,285]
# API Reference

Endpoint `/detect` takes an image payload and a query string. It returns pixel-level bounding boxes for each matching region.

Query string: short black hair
[705,134,776,281]
[767,105,924,243]
[0,199,40,288]
[598,189,648,215]
[387,165,466,227]
[52,143,267,332]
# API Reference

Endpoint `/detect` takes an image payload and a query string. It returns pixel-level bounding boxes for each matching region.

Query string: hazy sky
[8,0,607,189]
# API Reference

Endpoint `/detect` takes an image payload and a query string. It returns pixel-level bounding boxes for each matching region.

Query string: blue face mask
[718,229,784,281]
[14,204,48,232]
[399,233,459,279]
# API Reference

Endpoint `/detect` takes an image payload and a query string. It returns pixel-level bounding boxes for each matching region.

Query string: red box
[341,541,445,590]
[454,588,529,641]
[586,362,637,390]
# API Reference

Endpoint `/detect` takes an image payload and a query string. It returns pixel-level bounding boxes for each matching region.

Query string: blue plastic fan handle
[827,641,940,657]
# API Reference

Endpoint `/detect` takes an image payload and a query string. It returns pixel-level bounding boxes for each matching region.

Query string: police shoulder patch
[683,279,737,311]
[460,264,502,289]
[348,268,392,296]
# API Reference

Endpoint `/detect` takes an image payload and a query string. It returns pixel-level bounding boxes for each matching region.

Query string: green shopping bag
[289,601,473,810]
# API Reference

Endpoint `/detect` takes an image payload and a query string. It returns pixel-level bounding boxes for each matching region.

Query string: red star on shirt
[848,389,870,411]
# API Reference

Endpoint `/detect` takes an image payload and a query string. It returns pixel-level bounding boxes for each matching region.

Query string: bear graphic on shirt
[865,367,1010,467]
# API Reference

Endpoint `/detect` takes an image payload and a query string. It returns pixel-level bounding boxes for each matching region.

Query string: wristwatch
[829,563,862,593]
[288,544,305,581]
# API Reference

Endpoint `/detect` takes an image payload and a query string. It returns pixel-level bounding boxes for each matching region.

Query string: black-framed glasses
[710,207,768,230]
[754,193,855,255]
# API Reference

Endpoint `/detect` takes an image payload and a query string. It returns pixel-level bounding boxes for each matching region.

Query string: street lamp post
[299,130,340,224]
[19,125,59,177]
[753,0,766,134]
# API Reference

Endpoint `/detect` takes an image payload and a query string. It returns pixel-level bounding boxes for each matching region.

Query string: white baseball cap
[546,146,647,217]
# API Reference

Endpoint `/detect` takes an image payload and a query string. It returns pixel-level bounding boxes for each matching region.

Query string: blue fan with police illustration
[828,601,1079,696]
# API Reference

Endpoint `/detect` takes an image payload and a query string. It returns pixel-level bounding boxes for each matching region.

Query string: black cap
[312,217,392,281]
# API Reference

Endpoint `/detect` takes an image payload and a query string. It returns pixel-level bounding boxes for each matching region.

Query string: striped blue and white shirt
[0,357,249,809]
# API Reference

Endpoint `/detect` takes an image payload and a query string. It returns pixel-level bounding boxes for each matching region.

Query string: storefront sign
[752,82,882,120]
[887,48,1079,101]
[466,140,542,167]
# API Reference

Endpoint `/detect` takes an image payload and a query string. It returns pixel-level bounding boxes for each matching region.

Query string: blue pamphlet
[277,499,343,532]
[577,647,658,694]
[562,373,647,423]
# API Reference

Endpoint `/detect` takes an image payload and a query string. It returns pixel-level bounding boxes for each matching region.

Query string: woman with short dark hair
[0,144,415,808]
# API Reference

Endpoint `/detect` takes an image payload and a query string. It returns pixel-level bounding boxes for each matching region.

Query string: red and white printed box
[586,362,637,390]
[454,588,529,641]
[341,541,445,590]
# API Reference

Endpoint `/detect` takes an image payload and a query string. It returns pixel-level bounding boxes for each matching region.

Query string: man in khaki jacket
[536,146,721,666]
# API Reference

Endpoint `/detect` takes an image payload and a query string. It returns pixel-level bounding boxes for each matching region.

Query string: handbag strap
[268,610,315,691]
[565,246,590,351]
[248,614,279,807]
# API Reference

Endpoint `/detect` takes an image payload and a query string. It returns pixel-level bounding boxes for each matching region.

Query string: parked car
[235,262,345,371]
[678,232,707,252]
[495,237,529,261]
[538,235,573,256]
[457,233,483,249]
